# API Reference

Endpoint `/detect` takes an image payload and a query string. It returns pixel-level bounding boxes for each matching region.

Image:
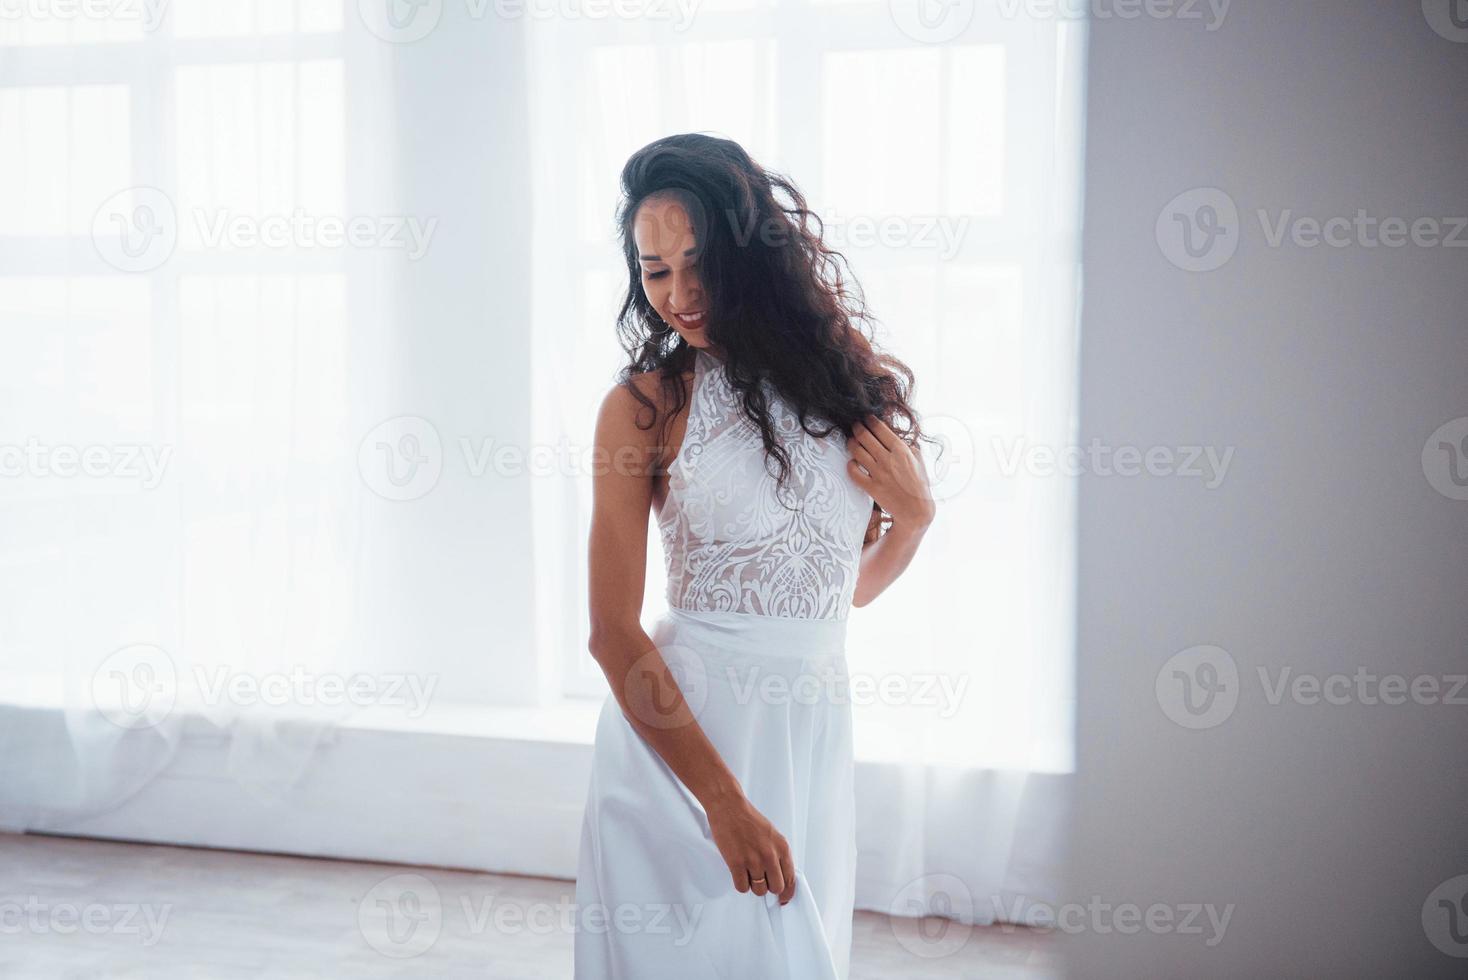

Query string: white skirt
[574,606,857,980]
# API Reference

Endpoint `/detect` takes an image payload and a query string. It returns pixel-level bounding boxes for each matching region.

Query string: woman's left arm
[846,414,937,607]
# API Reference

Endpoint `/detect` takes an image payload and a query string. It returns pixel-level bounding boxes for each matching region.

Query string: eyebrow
[638,247,699,262]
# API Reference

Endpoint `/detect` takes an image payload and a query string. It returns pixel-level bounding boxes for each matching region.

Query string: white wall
[1069,1,1468,976]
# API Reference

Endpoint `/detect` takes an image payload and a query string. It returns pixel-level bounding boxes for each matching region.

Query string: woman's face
[633,195,712,349]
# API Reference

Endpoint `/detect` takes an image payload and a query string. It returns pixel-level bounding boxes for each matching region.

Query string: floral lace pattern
[657,347,874,620]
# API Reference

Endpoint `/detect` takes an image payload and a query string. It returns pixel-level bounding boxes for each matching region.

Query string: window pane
[821,49,941,217]
[174,61,345,253]
[579,41,778,243]
[0,85,130,236]
[170,0,342,38]
[947,44,1006,216]
[0,5,150,45]
[0,276,154,452]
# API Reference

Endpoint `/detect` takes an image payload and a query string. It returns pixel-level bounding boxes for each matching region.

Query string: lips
[672,310,706,328]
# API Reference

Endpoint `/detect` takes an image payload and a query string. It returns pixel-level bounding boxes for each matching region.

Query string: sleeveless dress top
[657,346,874,620]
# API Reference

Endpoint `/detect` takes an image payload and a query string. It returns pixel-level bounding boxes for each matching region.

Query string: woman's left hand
[847,414,936,530]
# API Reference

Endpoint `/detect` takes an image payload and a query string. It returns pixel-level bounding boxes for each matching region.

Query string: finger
[864,413,901,451]
[851,422,884,455]
[731,865,750,893]
[849,441,880,473]
[777,853,796,905]
[747,867,770,897]
[763,851,787,898]
[847,457,873,485]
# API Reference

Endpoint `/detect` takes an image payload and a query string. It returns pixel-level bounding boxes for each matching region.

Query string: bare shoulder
[595,367,691,470]
[598,367,692,427]
[598,370,666,427]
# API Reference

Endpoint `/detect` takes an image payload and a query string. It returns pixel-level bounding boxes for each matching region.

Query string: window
[528,4,1085,772]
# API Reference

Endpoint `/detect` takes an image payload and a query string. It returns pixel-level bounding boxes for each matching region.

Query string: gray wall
[1069,1,1468,976]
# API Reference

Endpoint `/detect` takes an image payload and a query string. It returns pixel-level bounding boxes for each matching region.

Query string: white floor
[0,832,1061,979]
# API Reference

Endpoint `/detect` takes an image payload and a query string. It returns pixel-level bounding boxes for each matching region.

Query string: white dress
[574,346,874,980]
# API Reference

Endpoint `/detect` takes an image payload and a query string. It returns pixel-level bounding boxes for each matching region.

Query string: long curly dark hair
[613,132,936,532]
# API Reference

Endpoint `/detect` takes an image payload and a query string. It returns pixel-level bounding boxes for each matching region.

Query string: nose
[671,270,703,312]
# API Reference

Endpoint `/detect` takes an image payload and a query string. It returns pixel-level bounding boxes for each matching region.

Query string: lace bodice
[656,347,874,621]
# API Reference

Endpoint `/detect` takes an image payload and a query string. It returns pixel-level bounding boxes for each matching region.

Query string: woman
[575,133,937,980]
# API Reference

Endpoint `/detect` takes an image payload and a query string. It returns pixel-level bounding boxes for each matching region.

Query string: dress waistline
[660,606,849,661]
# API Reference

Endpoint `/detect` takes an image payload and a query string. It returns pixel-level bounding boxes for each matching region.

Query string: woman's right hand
[703,791,797,906]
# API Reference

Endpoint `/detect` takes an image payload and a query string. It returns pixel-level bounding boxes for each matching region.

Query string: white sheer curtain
[527,7,1085,924]
[0,2,407,827]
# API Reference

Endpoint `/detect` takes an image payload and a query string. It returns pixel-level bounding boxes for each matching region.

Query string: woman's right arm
[586,379,797,906]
